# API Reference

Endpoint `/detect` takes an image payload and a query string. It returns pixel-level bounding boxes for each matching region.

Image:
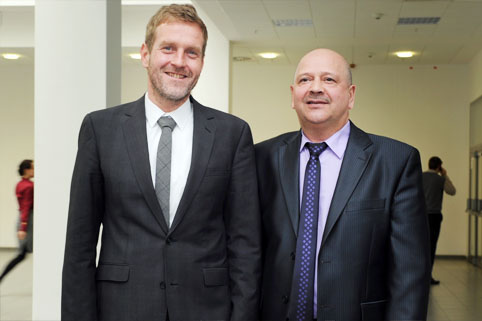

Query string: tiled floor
[428,258,482,321]
[0,249,32,321]
[0,251,481,321]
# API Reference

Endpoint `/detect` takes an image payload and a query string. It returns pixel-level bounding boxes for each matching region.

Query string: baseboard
[435,255,467,260]
[0,247,17,251]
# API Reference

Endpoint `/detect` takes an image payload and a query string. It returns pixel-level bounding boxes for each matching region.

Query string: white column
[33,0,120,319]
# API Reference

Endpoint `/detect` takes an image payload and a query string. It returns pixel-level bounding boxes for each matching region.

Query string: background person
[422,156,456,285]
[0,159,34,283]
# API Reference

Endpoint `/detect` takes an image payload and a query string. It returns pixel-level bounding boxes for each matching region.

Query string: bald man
[256,49,430,321]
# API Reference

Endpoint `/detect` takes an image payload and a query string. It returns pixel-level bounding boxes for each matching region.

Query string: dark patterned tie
[291,142,328,321]
[155,116,176,227]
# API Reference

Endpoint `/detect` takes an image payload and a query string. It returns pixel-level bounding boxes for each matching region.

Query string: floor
[0,251,481,320]
[0,249,32,321]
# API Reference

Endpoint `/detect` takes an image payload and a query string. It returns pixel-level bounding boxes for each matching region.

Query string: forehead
[295,51,347,79]
[154,21,203,46]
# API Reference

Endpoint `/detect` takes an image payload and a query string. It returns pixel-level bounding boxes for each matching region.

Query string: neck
[148,88,189,113]
[302,120,349,143]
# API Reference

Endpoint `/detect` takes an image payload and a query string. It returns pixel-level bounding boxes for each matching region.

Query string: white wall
[232,62,470,256]
[0,63,34,248]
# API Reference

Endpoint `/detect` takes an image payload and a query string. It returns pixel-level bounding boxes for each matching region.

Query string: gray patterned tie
[155,116,176,227]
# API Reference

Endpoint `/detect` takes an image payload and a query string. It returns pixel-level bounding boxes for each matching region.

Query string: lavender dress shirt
[299,121,350,318]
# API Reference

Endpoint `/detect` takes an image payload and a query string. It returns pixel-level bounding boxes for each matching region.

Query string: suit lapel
[122,97,169,234]
[321,122,373,246]
[279,132,302,237]
[169,97,215,233]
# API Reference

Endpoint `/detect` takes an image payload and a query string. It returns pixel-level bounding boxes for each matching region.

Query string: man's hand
[18,231,27,241]
[439,166,447,176]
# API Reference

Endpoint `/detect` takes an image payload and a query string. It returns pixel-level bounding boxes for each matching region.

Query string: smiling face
[291,49,356,141]
[141,21,204,111]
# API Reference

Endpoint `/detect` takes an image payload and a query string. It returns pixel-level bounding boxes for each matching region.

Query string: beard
[148,66,199,103]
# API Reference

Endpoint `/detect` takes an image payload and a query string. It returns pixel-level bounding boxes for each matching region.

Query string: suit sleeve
[62,114,104,321]
[386,148,431,320]
[223,123,262,321]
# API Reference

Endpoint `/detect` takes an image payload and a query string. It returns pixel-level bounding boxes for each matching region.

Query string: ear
[290,84,295,109]
[347,84,356,110]
[140,43,150,68]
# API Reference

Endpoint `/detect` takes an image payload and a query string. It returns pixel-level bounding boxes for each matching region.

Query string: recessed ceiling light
[129,53,141,60]
[258,52,279,59]
[2,53,21,60]
[395,51,414,58]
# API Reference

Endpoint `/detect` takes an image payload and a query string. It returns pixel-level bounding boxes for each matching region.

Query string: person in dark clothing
[0,159,34,283]
[422,156,456,285]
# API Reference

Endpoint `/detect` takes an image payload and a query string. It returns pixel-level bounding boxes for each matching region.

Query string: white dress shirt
[145,93,193,227]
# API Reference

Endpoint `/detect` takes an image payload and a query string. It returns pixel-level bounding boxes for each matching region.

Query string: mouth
[165,72,188,79]
[306,99,329,105]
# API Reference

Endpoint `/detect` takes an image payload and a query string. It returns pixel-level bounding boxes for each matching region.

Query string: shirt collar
[145,92,193,131]
[300,120,351,159]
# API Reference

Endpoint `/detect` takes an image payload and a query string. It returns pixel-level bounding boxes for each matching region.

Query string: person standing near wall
[422,156,456,285]
[0,159,34,283]
[62,4,260,321]
[256,48,430,321]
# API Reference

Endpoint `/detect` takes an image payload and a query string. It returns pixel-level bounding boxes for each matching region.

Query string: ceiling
[195,0,482,65]
[1,0,482,66]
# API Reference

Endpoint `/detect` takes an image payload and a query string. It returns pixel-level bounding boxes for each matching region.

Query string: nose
[309,79,324,95]
[171,51,186,67]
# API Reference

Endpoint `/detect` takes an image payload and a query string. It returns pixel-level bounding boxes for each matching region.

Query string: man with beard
[256,48,430,321]
[62,4,261,321]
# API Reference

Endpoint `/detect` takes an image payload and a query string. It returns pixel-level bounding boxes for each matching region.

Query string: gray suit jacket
[62,96,261,321]
[255,122,430,321]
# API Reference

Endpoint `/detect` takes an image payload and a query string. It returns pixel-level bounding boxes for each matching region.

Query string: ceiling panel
[354,1,402,40]
[399,1,450,17]
[310,0,356,39]
[217,1,276,40]
[418,44,462,64]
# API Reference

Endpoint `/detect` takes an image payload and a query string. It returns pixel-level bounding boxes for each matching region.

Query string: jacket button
[282,295,289,303]
[166,237,172,244]
[290,252,295,260]
[160,282,166,289]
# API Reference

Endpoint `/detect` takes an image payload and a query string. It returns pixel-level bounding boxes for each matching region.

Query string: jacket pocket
[345,199,386,212]
[203,267,229,287]
[96,264,130,282]
[361,299,387,321]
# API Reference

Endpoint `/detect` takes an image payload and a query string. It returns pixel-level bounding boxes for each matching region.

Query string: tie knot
[158,116,176,130]
[306,142,327,157]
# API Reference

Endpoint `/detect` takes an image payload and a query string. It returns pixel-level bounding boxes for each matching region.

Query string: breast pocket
[345,199,386,212]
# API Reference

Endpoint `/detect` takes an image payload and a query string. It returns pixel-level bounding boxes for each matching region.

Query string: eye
[187,50,200,58]
[299,77,310,84]
[324,77,336,83]
[161,46,173,52]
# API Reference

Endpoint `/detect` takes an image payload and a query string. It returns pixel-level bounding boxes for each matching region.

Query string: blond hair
[145,4,208,56]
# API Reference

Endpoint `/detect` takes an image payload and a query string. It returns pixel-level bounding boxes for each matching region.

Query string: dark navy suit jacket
[256,122,430,321]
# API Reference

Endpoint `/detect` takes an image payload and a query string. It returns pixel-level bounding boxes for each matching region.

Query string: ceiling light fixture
[2,53,21,60]
[258,52,279,59]
[395,51,414,58]
[129,53,141,60]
